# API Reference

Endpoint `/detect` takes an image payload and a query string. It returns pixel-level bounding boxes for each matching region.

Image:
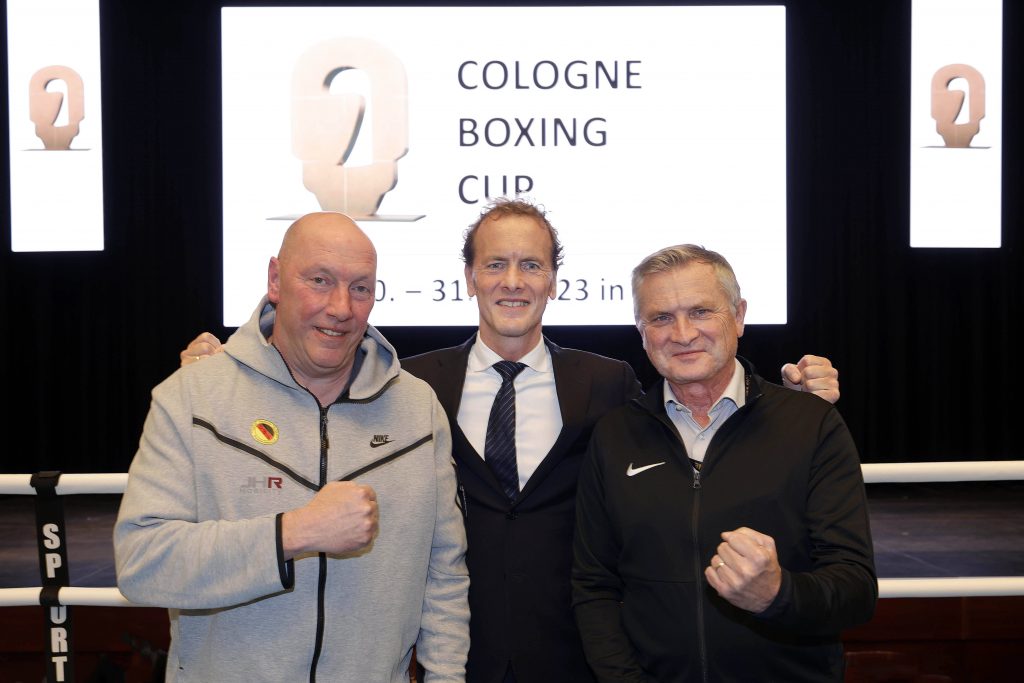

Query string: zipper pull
[320,409,329,451]
[692,468,702,490]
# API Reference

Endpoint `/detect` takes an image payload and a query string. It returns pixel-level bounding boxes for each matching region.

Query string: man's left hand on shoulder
[781,355,839,404]
[705,527,783,614]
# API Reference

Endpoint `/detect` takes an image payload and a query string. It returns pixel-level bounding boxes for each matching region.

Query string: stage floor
[2,481,1023,588]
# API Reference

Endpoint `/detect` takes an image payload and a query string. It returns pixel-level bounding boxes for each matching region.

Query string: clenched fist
[781,355,839,404]
[282,481,379,558]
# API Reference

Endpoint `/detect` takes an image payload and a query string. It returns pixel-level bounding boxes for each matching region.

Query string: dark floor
[865,481,1024,578]
[1,482,1023,588]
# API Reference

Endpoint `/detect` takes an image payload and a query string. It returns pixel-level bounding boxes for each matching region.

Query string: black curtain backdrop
[0,0,1020,474]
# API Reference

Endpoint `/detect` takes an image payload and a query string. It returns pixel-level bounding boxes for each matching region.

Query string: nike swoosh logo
[370,439,395,448]
[626,462,666,477]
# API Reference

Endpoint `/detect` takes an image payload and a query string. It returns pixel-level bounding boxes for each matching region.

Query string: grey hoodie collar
[225,297,401,402]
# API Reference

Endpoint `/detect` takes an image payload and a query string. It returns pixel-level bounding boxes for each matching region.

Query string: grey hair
[631,244,742,320]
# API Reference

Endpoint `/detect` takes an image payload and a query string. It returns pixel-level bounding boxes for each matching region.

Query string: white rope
[1,466,1021,604]
[861,461,1024,483]
[0,472,129,495]
[1,577,1022,607]
[0,587,135,607]
[0,463,1022,494]
[878,576,1024,598]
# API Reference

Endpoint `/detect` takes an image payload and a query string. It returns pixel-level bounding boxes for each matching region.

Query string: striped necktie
[484,361,527,501]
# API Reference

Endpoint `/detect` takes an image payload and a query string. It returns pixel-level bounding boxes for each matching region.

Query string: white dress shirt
[664,359,746,464]
[457,334,563,490]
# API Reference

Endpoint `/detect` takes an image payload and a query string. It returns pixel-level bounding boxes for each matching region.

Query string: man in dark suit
[180,199,839,682]
[401,198,638,681]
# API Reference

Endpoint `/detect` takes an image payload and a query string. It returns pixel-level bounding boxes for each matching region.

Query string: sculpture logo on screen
[292,38,409,218]
[931,64,985,148]
[29,66,85,150]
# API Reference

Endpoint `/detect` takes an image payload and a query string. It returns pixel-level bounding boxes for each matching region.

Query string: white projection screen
[221,6,787,327]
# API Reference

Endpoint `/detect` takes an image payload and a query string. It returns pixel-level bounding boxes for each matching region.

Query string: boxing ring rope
[1,463,1023,681]
[4,578,1024,605]
[0,586,132,607]
[860,460,1024,484]
[0,472,129,496]
[1,462,1022,608]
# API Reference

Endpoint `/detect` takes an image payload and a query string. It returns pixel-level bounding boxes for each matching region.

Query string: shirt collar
[663,358,746,414]
[467,332,551,374]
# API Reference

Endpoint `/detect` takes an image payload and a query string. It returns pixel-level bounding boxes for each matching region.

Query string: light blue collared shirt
[663,359,746,464]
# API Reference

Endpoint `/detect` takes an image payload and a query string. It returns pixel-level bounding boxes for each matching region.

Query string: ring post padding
[31,470,76,683]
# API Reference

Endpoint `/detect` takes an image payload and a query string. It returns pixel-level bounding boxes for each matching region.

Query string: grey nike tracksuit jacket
[115,298,470,682]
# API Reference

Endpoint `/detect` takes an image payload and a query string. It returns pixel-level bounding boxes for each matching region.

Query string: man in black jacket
[572,244,876,682]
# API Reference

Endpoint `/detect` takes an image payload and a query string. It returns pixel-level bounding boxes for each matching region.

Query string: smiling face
[635,262,746,400]
[267,213,376,400]
[465,214,557,360]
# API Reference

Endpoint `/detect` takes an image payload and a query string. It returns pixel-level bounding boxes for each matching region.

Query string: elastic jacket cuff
[755,568,791,621]
[275,512,295,589]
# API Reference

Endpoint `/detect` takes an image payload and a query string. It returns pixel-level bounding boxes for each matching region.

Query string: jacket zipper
[691,465,709,683]
[267,342,400,682]
[631,369,759,683]
[309,405,330,683]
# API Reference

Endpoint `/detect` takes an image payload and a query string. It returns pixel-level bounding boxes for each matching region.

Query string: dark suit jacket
[403,336,641,683]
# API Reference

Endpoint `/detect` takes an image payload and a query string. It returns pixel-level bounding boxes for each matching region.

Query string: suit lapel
[517,338,591,500]
[436,337,513,501]
[431,337,474,419]
[549,340,591,432]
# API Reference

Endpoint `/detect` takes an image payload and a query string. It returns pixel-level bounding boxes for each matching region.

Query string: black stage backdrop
[0,0,1020,474]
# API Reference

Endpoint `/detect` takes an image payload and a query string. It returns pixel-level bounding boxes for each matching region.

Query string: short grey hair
[631,244,742,321]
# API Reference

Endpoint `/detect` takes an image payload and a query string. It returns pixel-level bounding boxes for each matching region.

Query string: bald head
[278,211,377,268]
[267,212,378,404]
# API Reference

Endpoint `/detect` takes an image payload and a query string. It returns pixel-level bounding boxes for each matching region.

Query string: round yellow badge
[251,419,279,445]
